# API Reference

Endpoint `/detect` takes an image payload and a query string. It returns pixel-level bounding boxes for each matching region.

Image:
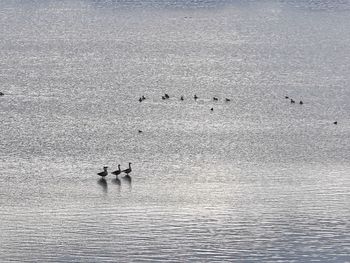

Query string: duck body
[112,165,122,177]
[97,166,108,177]
[122,162,132,175]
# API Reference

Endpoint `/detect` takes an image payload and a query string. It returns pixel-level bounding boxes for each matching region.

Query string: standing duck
[112,165,122,178]
[122,162,132,175]
[97,166,108,178]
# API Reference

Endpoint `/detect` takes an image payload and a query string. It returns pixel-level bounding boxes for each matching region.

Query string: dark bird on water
[142,95,146,100]
[138,130,143,133]
[139,97,142,102]
[285,96,289,99]
[194,94,198,100]
[180,96,184,101]
[162,96,166,100]
[164,93,170,99]
[210,107,214,111]
[97,166,108,178]
[112,165,122,177]
[213,97,218,101]
[290,99,295,104]
[225,98,231,102]
[333,121,338,125]
[299,101,303,105]
[0,92,4,96]
[122,162,132,175]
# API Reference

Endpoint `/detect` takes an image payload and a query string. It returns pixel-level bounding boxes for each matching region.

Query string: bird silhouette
[97,166,108,178]
[112,165,122,178]
[122,162,132,175]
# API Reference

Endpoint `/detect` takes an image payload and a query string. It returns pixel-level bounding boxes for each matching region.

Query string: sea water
[0,0,349,262]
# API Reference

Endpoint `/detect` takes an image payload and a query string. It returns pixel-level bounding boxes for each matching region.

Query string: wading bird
[97,166,108,178]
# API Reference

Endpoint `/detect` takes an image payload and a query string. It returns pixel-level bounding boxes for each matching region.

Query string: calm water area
[0,0,349,262]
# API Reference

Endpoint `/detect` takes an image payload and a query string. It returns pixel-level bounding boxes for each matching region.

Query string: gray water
[0,0,349,262]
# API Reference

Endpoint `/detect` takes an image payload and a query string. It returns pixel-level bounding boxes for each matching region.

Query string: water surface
[0,0,349,262]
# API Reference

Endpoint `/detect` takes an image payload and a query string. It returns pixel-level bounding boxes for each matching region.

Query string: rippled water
[0,0,349,262]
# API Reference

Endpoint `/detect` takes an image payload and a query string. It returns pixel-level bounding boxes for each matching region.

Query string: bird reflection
[112,177,121,186]
[98,178,108,193]
[123,174,132,185]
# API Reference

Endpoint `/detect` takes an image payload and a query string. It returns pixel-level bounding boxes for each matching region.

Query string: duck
[285,96,289,99]
[213,97,218,101]
[0,92,4,96]
[97,166,108,178]
[180,96,184,101]
[225,98,231,102]
[164,93,170,99]
[138,130,143,133]
[194,94,198,100]
[139,97,142,102]
[210,107,214,111]
[333,121,338,125]
[122,162,132,175]
[299,100,303,105]
[162,96,166,100]
[290,99,295,104]
[142,95,146,100]
[111,165,122,177]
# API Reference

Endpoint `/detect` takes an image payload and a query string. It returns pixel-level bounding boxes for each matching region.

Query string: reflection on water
[122,175,132,185]
[112,177,121,186]
[97,178,108,193]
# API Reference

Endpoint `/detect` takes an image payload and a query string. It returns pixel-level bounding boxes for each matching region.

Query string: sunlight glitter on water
[0,0,349,262]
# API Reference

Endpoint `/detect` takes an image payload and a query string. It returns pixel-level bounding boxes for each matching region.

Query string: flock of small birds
[138,93,232,111]
[285,95,303,105]
[138,93,338,124]
[134,93,340,135]
[284,95,338,125]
